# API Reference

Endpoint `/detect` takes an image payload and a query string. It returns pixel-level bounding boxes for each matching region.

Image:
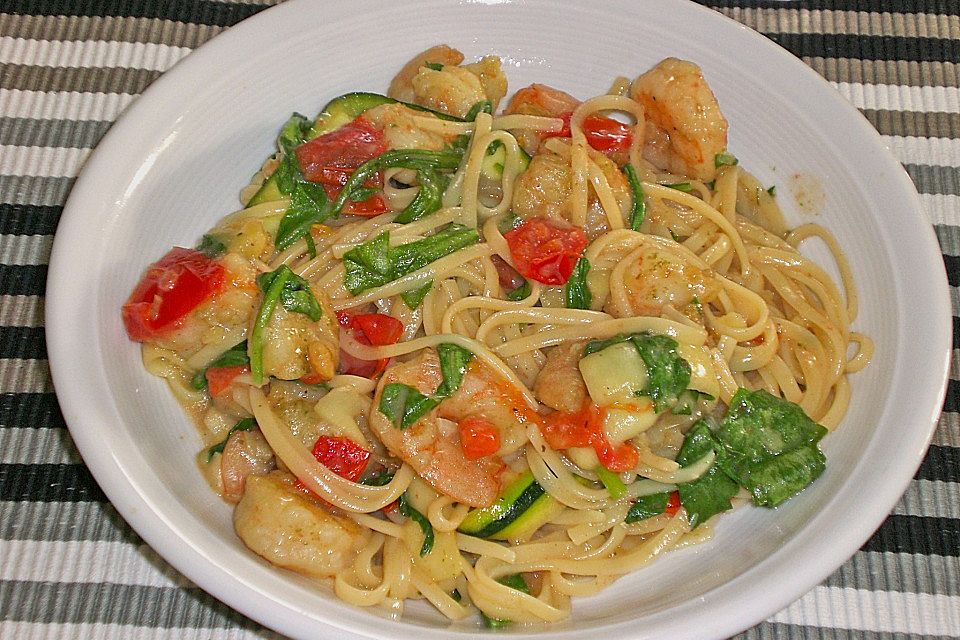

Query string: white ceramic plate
[46,0,951,638]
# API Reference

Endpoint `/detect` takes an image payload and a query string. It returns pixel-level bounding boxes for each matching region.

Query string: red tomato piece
[122,247,225,342]
[581,114,633,154]
[503,217,588,285]
[459,415,501,460]
[205,365,249,397]
[539,402,638,472]
[541,112,633,156]
[336,312,404,377]
[311,436,370,482]
[665,491,681,516]
[295,117,386,183]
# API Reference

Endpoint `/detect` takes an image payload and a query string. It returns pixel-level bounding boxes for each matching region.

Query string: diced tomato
[342,192,390,217]
[542,112,633,156]
[665,491,681,516]
[122,247,225,342]
[458,415,501,460]
[311,436,370,482]
[295,117,386,182]
[503,217,588,285]
[351,313,404,345]
[336,311,404,378]
[205,365,248,397]
[540,402,639,472]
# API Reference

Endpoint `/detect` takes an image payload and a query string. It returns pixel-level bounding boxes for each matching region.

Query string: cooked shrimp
[504,83,580,155]
[630,58,728,181]
[369,349,526,508]
[364,103,457,152]
[411,56,508,119]
[259,287,339,382]
[388,45,465,103]
[220,428,275,503]
[234,471,369,579]
[512,150,631,238]
[607,243,717,318]
[533,341,588,413]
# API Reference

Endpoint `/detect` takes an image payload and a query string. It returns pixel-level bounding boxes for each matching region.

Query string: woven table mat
[0,1,957,638]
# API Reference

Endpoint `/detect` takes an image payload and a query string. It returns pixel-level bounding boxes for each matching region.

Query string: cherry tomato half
[543,112,633,156]
[336,311,404,378]
[311,436,370,482]
[295,116,386,182]
[122,247,225,342]
[503,217,588,285]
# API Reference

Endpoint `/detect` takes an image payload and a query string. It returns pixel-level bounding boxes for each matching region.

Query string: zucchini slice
[458,472,561,540]
[480,141,531,181]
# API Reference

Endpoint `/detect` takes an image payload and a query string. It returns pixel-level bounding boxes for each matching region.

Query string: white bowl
[45,0,951,638]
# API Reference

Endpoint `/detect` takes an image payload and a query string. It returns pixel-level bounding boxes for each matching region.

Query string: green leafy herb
[481,574,530,629]
[665,182,693,193]
[624,164,646,230]
[714,389,827,507]
[378,383,440,430]
[332,149,463,217]
[398,493,435,556]
[767,185,777,196]
[451,589,462,603]
[400,282,433,309]
[675,421,738,527]
[583,332,691,413]
[497,213,523,235]
[671,389,701,416]
[272,113,313,197]
[275,180,334,250]
[564,257,592,309]
[424,61,444,71]
[506,280,531,301]
[464,100,493,122]
[191,341,250,390]
[625,491,670,523]
[196,234,227,257]
[393,168,445,224]
[714,151,739,168]
[435,343,474,397]
[250,266,323,383]
[343,224,479,296]
[360,470,394,486]
[205,417,257,462]
[595,465,627,500]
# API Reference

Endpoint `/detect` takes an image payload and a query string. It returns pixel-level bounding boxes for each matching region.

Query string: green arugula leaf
[623,164,646,230]
[343,225,479,296]
[481,574,530,629]
[378,383,441,430]
[393,168,445,224]
[424,61,444,71]
[360,470,394,486]
[275,180,334,250]
[624,491,670,523]
[400,282,432,309]
[767,185,777,196]
[506,280,531,301]
[665,182,693,192]
[205,417,257,462]
[435,343,474,398]
[675,421,738,527]
[464,100,493,122]
[196,234,227,257]
[595,465,627,500]
[564,257,591,309]
[714,389,827,507]
[714,151,739,168]
[398,492,435,556]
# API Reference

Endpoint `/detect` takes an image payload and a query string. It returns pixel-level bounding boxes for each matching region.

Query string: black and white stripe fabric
[0,1,956,638]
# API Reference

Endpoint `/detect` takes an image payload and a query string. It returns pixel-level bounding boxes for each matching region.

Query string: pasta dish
[121,46,871,626]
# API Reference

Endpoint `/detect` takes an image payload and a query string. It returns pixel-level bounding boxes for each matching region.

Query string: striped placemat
[0,1,957,638]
